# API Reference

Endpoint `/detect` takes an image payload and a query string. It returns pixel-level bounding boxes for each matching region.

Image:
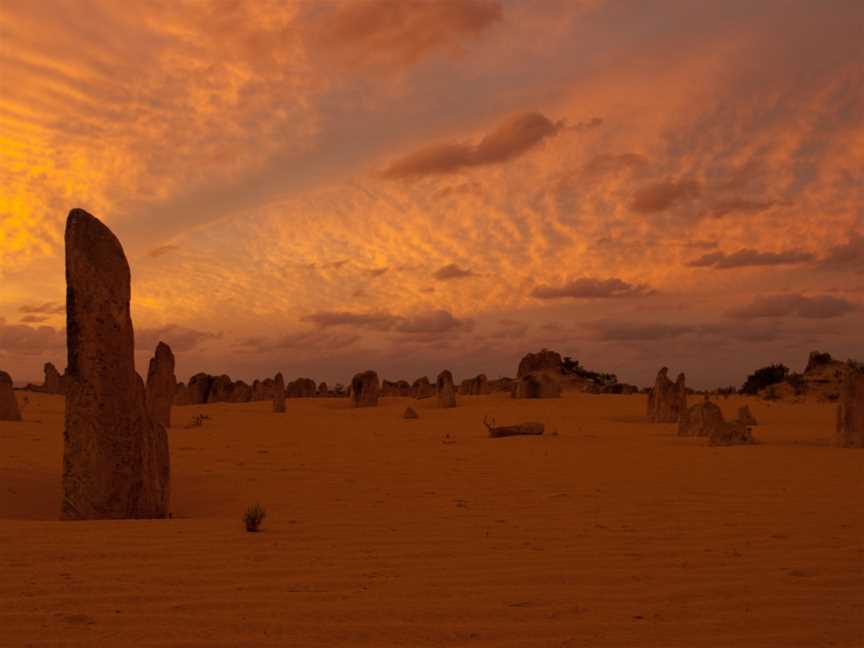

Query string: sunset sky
[1,0,862,388]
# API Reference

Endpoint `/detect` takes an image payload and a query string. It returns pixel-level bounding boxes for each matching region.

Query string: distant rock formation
[800,351,852,401]
[0,370,22,421]
[145,342,175,429]
[737,405,758,426]
[754,351,854,402]
[44,362,65,394]
[836,370,864,448]
[381,379,411,397]
[459,374,490,395]
[230,381,252,402]
[207,375,236,403]
[286,377,316,398]
[513,372,561,399]
[647,367,687,423]
[678,398,724,437]
[489,377,516,392]
[174,382,190,405]
[411,376,435,399]
[252,378,278,401]
[403,407,419,419]
[437,370,457,408]
[25,362,67,394]
[517,349,563,378]
[273,373,286,413]
[62,208,169,519]
[514,350,562,399]
[186,373,214,405]
[351,370,379,407]
[678,397,755,445]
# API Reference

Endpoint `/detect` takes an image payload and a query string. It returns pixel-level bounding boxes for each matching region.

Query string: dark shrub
[562,356,618,386]
[244,503,266,532]
[740,364,789,395]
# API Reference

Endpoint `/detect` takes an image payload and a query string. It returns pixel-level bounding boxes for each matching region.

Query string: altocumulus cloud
[687,248,815,269]
[136,325,222,353]
[818,231,864,273]
[589,320,695,341]
[300,311,401,330]
[19,302,65,315]
[0,318,65,355]
[238,331,360,353]
[433,263,476,280]
[630,178,701,214]
[382,112,565,179]
[531,277,652,300]
[727,294,858,320]
[312,0,502,69]
[301,309,471,334]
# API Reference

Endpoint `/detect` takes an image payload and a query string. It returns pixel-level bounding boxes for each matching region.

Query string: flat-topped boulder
[0,370,22,421]
[436,370,457,408]
[517,349,563,378]
[514,350,563,399]
[146,342,175,429]
[647,367,687,423]
[62,208,169,519]
[351,370,379,407]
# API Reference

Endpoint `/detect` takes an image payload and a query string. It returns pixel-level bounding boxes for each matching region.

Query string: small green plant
[244,503,266,532]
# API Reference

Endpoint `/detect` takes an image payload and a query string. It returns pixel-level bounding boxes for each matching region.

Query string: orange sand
[1,392,862,647]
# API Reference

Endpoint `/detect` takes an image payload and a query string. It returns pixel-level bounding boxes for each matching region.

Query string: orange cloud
[531,278,652,300]
[311,0,502,69]
[382,112,565,179]
[687,248,815,269]
[728,294,858,320]
[630,179,701,214]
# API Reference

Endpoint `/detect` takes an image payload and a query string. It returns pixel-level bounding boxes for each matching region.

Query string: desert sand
[1,391,861,647]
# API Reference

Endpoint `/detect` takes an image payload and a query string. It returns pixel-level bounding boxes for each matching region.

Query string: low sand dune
[1,392,861,646]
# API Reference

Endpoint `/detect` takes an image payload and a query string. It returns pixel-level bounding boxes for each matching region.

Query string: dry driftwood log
[483,416,544,438]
